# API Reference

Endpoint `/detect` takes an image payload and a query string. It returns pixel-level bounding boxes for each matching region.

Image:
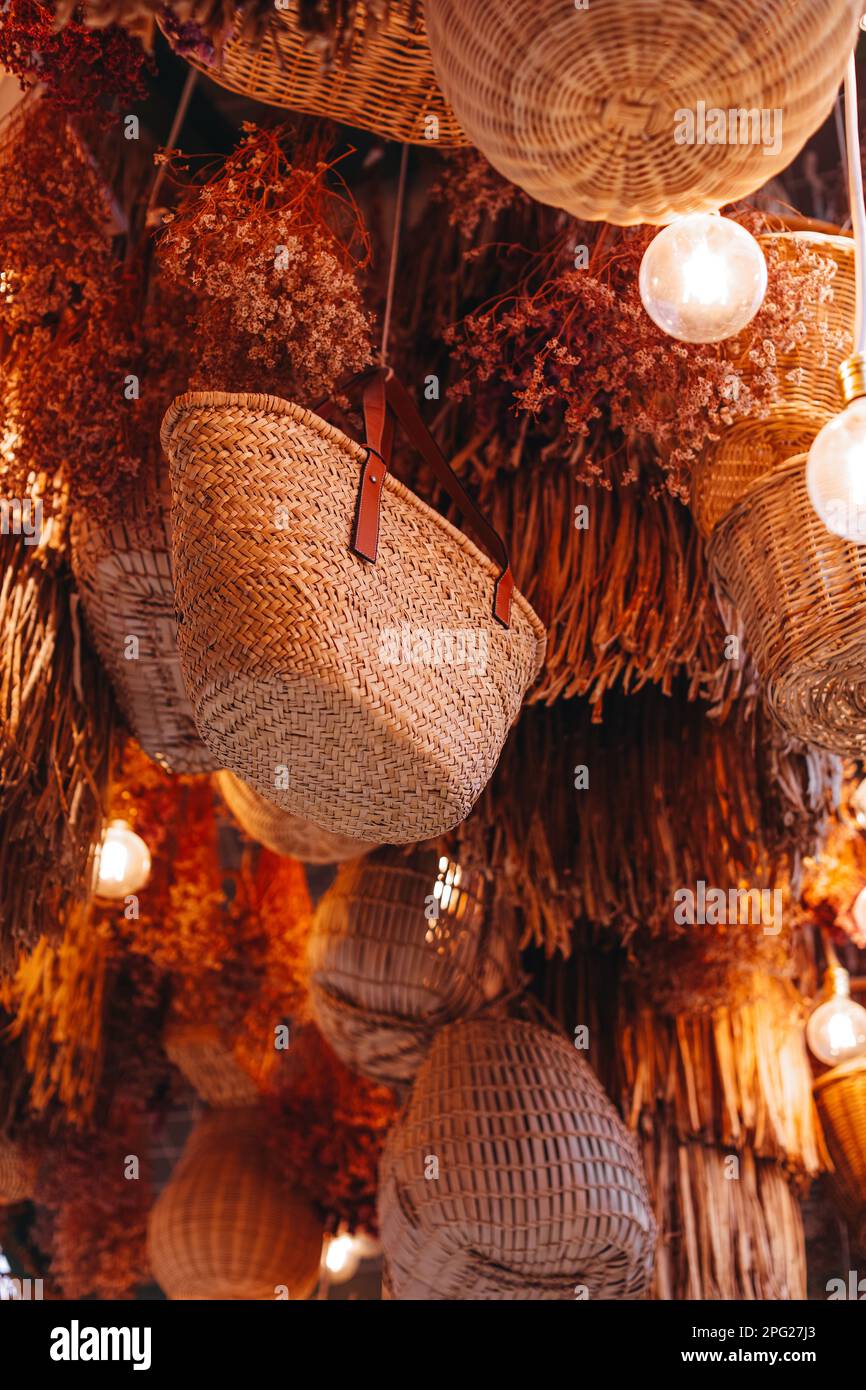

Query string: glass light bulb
[806,397,866,544]
[323,1234,362,1284]
[806,993,866,1066]
[93,820,151,899]
[639,212,768,343]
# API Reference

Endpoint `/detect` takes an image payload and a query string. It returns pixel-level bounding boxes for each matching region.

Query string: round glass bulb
[806,397,866,544]
[93,820,151,899]
[323,1234,362,1284]
[639,212,768,343]
[806,991,866,1066]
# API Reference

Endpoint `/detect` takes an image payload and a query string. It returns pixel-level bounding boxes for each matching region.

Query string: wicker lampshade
[148,1109,323,1300]
[813,1058,866,1222]
[0,1135,37,1205]
[425,0,861,226]
[215,770,377,864]
[379,1017,656,1299]
[71,463,217,774]
[692,232,855,539]
[162,3,466,147]
[163,1021,264,1109]
[307,847,519,1086]
[708,453,866,756]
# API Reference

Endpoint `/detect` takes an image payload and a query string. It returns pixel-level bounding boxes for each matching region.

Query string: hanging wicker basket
[307,846,520,1086]
[813,1058,866,1222]
[215,770,377,864]
[148,1108,323,1300]
[160,3,466,147]
[71,463,217,774]
[163,1021,265,1108]
[692,232,855,539]
[708,453,866,755]
[0,1135,38,1205]
[425,0,862,226]
[378,1017,656,1299]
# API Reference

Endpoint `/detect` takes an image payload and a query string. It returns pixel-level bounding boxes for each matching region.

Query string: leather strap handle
[342,368,514,628]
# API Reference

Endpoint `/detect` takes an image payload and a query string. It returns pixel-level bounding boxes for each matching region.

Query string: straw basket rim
[162,389,547,672]
[707,451,809,563]
[812,1055,866,1097]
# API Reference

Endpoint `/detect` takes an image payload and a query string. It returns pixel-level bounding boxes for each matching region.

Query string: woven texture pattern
[307,847,519,1086]
[163,1022,264,1108]
[162,392,545,843]
[813,1059,866,1221]
[163,4,466,147]
[692,233,855,538]
[215,769,376,863]
[379,1018,656,1299]
[148,1109,323,1300]
[0,1136,37,1204]
[708,453,866,756]
[71,465,217,774]
[425,0,861,226]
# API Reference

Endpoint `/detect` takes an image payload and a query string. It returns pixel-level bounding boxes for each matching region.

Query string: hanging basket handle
[317,367,514,628]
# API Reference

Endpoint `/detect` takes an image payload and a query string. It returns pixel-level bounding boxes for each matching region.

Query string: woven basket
[307,846,519,1086]
[71,464,217,774]
[813,1058,866,1222]
[162,3,466,147]
[215,770,377,864]
[0,1135,37,1205]
[148,1108,323,1300]
[163,1021,265,1108]
[708,453,866,755]
[162,385,545,844]
[425,0,861,226]
[692,233,855,539]
[379,1017,656,1299]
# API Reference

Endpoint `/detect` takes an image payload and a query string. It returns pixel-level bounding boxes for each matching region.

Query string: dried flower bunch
[158,123,374,402]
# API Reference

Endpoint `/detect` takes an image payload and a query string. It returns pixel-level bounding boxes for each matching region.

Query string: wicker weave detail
[692,233,855,539]
[307,847,520,1086]
[379,1017,656,1299]
[708,453,866,756]
[425,0,861,226]
[161,4,466,147]
[813,1059,866,1221]
[148,1108,323,1300]
[215,770,377,864]
[163,1022,264,1109]
[162,392,545,844]
[70,465,217,774]
[0,1136,37,1205]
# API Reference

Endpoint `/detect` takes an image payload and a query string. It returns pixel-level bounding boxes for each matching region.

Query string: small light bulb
[323,1233,361,1284]
[806,967,866,1066]
[639,212,767,343]
[94,820,151,899]
[806,396,866,544]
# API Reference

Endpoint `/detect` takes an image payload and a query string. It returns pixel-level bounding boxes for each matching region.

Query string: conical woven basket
[70,463,217,774]
[307,846,520,1086]
[813,1058,866,1221]
[163,1021,265,1108]
[215,770,377,864]
[425,0,862,226]
[708,453,866,755]
[378,1017,656,1299]
[0,1135,37,1205]
[161,3,466,147]
[148,1108,323,1300]
[162,390,545,844]
[692,232,855,539]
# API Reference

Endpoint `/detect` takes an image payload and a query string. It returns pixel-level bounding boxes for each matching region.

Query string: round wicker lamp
[215,770,377,864]
[0,1135,37,1205]
[307,847,519,1086]
[425,0,862,226]
[813,1058,866,1226]
[708,452,866,756]
[379,1017,656,1299]
[148,1109,323,1300]
[163,1021,265,1109]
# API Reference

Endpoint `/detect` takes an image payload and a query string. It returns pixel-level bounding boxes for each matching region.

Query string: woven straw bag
[0,1135,37,1205]
[163,1021,265,1108]
[692,232,855,539]
[813,1059,866,1224]
[379,1017,656,1299]
[148,1108,323,1300]
[708,453,866,755]
[307,846,520,1086]
[425,0,862,226]
[215,769,377,863]
[162,369,545,843]
[162,3,466,147]
[71,464,217,774]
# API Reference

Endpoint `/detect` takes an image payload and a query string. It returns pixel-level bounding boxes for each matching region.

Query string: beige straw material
[813,1059,866,1222]
[70,463,217,774]
[215,770,377,864]
[425,0,862,226]
[162,392,545,844]
[307,847,521,1086]
[708,453,866,756]
[692,233,855,539]
[161,3,466,147]
[0,1135,37,1205]
[148,1108,323,1300]
[379,1017,656,1299]
[163,1021,264,1109]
